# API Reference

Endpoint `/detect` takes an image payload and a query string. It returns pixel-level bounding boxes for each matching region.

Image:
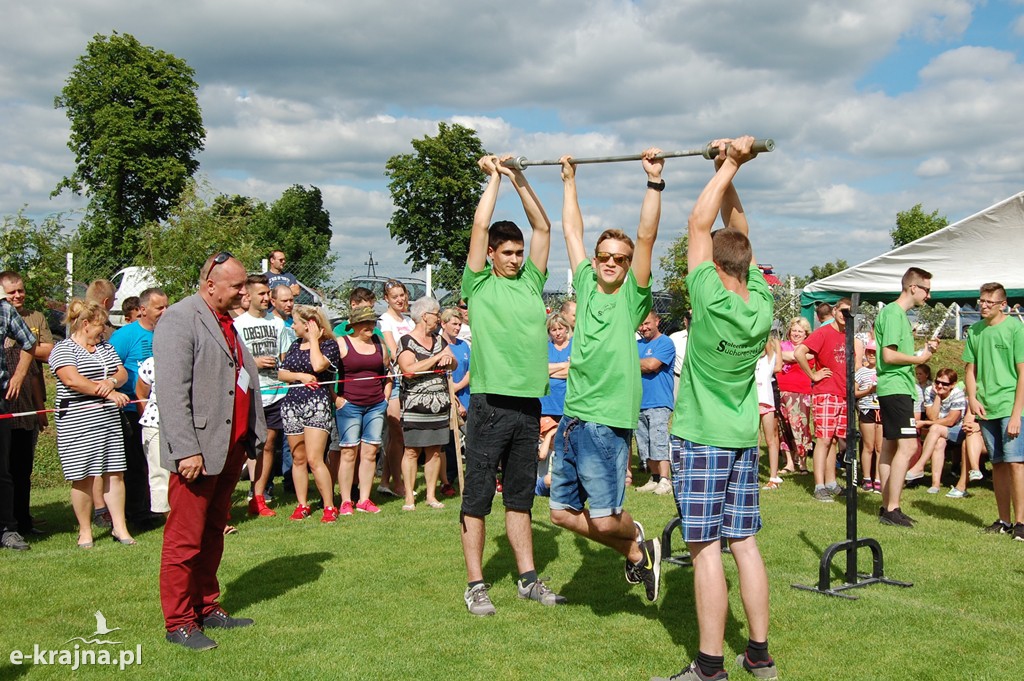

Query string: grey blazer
[153,294,267,476]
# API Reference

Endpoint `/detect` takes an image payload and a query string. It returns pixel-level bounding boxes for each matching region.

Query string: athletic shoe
[321,506,338,523]
[651,660,728,681]
[376,484,399,497]
[1013,523,1024,542]
[636,479,659,493]
[927,486,940,494]
[946,486,968,499]
[879,508,913,527]
[289,504,312,521]
[440,483,457,498]
[653,478,673,495]
[896,508,917,524]
[202,608,254,629]
[872,480,882,494]
[736,652,779,680]
[338,501,355,516]
[0,531,30,551]
[905,471,924,482]
[969,469,984,482]
[495,480,503,494]
[356,499,381,514]
[464,583,496,617]
[248,495,276,517]
[625,521,646,585]
[813,488,834,503]
[517,578,567,606]
[631,538,662,602]
[983,519,1012,534]
[166,624,217,651]
[93,509,113,529]
[828,483,845,496]
[265,481,274,503]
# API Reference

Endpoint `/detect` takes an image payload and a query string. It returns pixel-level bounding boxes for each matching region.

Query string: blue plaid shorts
[670,436,762,543]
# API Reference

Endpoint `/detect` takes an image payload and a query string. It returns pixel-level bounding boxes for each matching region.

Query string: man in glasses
[263,250,300,297]
[875,267,938,528]
[459,153,561,616]
[964,282,1024,540]
[548,147,664,606]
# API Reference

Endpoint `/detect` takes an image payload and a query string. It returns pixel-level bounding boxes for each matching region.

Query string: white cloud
[916,157,951,177]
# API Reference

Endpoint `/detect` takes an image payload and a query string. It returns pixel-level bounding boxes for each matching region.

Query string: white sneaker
[927,486,940,494]
[635,479,658,493]
[946,486,968,498]
[464,583,496,616]
[653,479,673,495]
[905,471,924,482]
[969,469,984,482]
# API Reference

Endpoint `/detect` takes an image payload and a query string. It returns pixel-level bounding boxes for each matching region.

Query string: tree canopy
[891,204,948,248]
[658,233,690,322]
[53,32,205,276]
[255,184,335,287]
[0,211,72,312]
[385,122,489,290]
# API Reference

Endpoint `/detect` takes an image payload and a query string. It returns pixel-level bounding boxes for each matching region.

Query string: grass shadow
[0,663,30,681]
[910,499,985,525]
[220,552,333,613]
[478,509,563,584]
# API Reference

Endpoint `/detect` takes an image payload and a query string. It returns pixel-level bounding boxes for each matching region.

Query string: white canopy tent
[801,190,1024,318]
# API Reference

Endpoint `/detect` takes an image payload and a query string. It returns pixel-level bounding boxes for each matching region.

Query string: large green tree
[255,184,335,288]
[385,122,489,290]
[0,211,72,311]
[659,233,690,321]
[891,204,948,248]
[53,32,205,276]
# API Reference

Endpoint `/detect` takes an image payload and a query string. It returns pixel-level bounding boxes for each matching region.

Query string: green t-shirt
[563,262,652,429]
[461,259,549,398]
[673,262,772,448]
[874,302,915,397]
[962,317,1024,419]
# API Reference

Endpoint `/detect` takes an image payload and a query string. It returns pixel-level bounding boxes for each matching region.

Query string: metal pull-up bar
[501,139,775,170]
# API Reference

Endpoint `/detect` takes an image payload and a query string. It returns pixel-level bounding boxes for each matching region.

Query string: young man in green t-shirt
[963,282,1024,539]
[459,154,565,617]
[548,148,664,605]
[652,137,777,681]
[874,267,938,528]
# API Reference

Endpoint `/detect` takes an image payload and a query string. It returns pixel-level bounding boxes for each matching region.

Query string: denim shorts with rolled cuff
[549,417,630,519]
[336,398,388,447]
[978,417,1024,463]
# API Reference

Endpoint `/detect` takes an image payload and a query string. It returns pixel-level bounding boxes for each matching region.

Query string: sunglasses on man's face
[595,252,631,267]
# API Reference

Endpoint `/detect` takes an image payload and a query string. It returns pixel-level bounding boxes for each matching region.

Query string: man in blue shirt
[636,310,676,495]
[264,251,300,297]
[110,287,168,525]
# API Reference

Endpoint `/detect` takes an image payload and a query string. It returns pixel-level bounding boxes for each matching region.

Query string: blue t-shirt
[448,336,471,410]
[540,339,572,417]
[265,271,298,293]
[639,333,676,410]
[109,321,154,412]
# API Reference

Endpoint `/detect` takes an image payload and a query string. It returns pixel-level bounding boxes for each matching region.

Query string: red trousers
[160,443,246,632]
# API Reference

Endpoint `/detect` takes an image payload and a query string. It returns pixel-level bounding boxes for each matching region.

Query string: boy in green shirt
[963,282,1024,540]
[549,148,664,605]
[653,137,776,681]
[460,154,564,617]
[874,267,937,528]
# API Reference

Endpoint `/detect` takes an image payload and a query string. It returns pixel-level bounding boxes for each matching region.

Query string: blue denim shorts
[670,436,762,543]
[550,417,630,519]
[336,399,388,447]
[636,406,672,462]
[978,417,1024,463]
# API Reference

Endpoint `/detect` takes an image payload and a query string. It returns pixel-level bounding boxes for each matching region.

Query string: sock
[825,482,838,490]
[746,639,770,664]
[518,570,537,587]
[468,580,484,590]
[814,484,825,492]
[696,651,725,678]
[652,474,662,483]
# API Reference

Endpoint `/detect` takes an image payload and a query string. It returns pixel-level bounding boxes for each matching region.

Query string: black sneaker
[736,652,779,680]
[631,538,662,602]
[1013,523,1024,542]
[166,624,218,651]
[201,608,254,629]
[895,507,916,524]
[625,521,646,585]
[651,660,728,681]
[879,508,913,527]
[982,519,1012,535]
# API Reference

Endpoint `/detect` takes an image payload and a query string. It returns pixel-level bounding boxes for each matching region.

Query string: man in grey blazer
[155,252,267,651]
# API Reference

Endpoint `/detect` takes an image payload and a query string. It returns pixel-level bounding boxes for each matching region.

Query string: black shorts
[461,393,540,517]
[263,401,284,432]
[879,394,916,440]
[858,408,878,424]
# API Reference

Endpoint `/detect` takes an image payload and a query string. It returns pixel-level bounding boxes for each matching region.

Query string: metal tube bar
[502,139,775,170]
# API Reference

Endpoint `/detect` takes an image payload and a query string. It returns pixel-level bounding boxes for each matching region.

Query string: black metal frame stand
[791,300,913,599]
[661,518,729,568]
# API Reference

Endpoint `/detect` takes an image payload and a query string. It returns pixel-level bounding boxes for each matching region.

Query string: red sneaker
[339,501,355,516]
[321,507,338,523]
[289,504,312,521]
[248,495,276,517]
[356,499,381,514]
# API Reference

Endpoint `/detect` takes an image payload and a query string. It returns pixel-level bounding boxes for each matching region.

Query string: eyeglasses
[978,299,1006,308]
[913,284,931,295]
[205,251,233,279]
[934,380,953,387]
[595,252,631,267]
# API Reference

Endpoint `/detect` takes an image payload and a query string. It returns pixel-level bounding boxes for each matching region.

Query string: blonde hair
[65,298,108,331]
[787,316,812,337]
[547,313,570,332]
[293,305,334,340]
[440,308,462,324]
[85,279,115,304]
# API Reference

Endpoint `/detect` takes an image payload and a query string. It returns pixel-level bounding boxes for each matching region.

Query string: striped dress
[48,338,127,480]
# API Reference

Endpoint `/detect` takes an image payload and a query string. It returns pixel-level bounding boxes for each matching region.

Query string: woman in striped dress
[49,299,135,548]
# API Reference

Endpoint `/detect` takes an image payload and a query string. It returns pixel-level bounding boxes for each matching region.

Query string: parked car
[343,276,428,316]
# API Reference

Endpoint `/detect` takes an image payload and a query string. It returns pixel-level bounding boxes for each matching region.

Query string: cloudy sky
[3,0,1023,289]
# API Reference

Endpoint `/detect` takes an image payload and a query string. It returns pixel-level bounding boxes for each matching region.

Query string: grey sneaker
[651,661,728,681]
[517,578,567,606]
[464,583,496,616]
[812,488,834,503]
[968,469,984,482]
[165,624,217,651]
[0,530,30,551]
[946,486,967,498]
[828,483,845,496]
[736,653,778,680]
